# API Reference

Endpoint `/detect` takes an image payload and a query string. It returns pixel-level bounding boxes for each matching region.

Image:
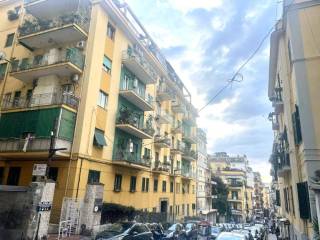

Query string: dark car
[164,223,187,240]
[210,226,222,239]
[147,223,165,240]
[185,222,198,240]
[95,222,153,240]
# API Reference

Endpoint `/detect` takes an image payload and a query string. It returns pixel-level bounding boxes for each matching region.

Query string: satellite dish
[0,51,6,61]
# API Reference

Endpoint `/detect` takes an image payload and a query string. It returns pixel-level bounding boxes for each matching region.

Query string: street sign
[32,164,47,176]
[37,201,52,212]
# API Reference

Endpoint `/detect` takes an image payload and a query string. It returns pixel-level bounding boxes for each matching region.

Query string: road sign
[32,164,47,176]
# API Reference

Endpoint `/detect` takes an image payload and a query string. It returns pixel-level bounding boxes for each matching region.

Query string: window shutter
[292,105,302,145]
[297,181,311,219]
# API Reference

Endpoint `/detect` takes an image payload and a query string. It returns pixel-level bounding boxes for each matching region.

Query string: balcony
[122,49,157,85]
[0,136,71,155]
[181,169,195,180]
[0,107,76,156]
[155,111,172,124]
[18,12,89,50]
[171,124,183,134]
[10,48,84,83]
[153,160,171,173]
[116,108,154,139]
[228,197,243,202]
[2,92,79,112]
[171,101,186,114]
[182,148,197,161]
[113,150,151,169]
[119,86,153,111]
[229,182,243,188]
[271,88,284,114]
[272,122,280,131]
[157,84,175,101]
[171,142,184,155]
[24,0,88,20]
[278,152,291,176]
[154,135,171,148]
[183,113,196,125]
[182,131,197,144]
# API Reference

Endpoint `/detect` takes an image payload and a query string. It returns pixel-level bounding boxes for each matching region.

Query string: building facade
[196,128,215,222]
[268,1,320,239]
[210,152,254,223]
[0,0,198,223]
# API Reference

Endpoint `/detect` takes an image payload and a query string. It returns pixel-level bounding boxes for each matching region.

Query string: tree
[212,176,231,221]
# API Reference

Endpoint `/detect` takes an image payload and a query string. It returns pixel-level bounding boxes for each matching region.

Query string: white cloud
[157,0,224,14]
[211,16,227,31]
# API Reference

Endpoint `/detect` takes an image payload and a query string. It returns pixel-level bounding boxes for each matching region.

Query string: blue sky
[125,0,281,182]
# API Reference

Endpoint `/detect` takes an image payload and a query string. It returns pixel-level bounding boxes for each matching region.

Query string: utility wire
[198,0,296,113]
[198,25,274,113]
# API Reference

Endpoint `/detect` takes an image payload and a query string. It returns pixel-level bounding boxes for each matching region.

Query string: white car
[216,232,247,240]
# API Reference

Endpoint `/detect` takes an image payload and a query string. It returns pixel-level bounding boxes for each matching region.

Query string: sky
[125,0,281,182]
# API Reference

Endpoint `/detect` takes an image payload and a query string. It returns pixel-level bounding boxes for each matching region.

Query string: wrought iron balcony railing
[11,47,85,73]
[113,149,151,167]
[2,92,79,111]
[19,11,90,37]
[153,160,171,172]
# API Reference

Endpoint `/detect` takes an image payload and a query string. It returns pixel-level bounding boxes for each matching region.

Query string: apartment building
[268,1,320,239]
[0,0,198,223]
[196,128,215,222]
[210,152,253,223]
[253,172,264,213]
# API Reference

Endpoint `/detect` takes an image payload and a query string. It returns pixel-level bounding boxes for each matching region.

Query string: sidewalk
[268,234,277,240]
[48,235,91,240]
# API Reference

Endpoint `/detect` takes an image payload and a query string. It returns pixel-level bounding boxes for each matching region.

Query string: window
[154,179,158,192]
[93,128,107,148]
[13,91,21,107]
[129,176,137,192]
[170,205,173,214]
[114,174,122,192]
[3,92,11,107]
[170,181,174,192]
[142,177,149,192]
[7,167,21,185]
[97,90,108,109]
[88,170,100,184]
[5,33,14,47]
[107,23,116,40]
[103,55,112,73]
[187,204,190,216]
[48,167,59,182]
[182,204,185,215]
[162,180,166,192]
[297,181,311,219]
[292,105,302,145]
[176,183,180,193]
[144,148,151,159]
[0,63,7,79]
[0,167,4,184]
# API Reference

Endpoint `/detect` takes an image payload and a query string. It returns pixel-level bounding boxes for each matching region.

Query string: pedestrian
[248,230,254,240]
[275,226,280,240]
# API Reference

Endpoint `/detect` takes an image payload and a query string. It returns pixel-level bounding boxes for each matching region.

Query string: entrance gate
[58,197,83,239]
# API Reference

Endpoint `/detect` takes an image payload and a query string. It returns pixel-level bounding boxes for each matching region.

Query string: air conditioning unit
[76,41,86,50]
[71,74,80,83]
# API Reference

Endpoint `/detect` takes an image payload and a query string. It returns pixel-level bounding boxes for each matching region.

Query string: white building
[197,128,216,223]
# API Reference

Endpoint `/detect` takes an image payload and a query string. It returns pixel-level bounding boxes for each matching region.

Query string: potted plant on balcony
[7,9,19,21]
[19,19,37,36]
[143,114,155,136]
[118,106,131,124]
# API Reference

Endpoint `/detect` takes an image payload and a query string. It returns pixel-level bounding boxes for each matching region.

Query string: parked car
[185,222,198,240]
[147,223,165,240]
[95,222,153,240]
[210,226,222,239]
[164,223,187,240]
[216,232,247,240]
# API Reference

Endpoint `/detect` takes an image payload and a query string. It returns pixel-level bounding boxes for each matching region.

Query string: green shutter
[94,129,107,147]
[297,181,311,219]
[58,109,76,141]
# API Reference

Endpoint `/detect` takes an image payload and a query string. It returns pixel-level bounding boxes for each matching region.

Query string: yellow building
[268,0,320,239]
[0,0,198,223]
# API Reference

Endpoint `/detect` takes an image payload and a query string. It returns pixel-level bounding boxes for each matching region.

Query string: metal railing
[19,11,90,37]
[182,148,197,160]
[122,49,158,82]
[2,92,79,110]
[120,83,153,106]
[157,84,175,99]
[154,135,171,146]
[0,136,70,152]
[11,47,85,73]
[153,160,171,172]
[116,108,155,136]
[113,150,151,167]
[229,182,243,187]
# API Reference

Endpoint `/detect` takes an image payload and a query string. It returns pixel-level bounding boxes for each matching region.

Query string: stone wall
[0,181,55,240]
